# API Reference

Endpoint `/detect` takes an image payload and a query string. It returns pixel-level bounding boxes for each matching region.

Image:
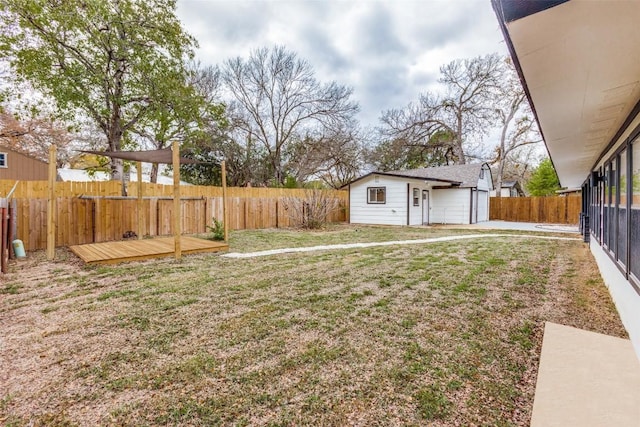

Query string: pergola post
[46,145,57,260]
[221,160,229,243]
[137,161,143,240]
[173,140,181,260]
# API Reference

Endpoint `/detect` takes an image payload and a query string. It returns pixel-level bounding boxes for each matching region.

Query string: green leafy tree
[526,158,560,196]
[137,63,226,183]
[0,0,196,186]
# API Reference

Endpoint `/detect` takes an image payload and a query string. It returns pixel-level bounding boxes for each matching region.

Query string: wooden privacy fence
[490,196,581,224]
[1,181,348,251]
[0,179,338,199]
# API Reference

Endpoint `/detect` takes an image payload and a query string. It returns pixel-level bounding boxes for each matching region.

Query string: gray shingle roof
[388,163,486,188]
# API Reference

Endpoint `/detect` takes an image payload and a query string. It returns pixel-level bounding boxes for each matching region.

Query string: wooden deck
[69,236,228,264]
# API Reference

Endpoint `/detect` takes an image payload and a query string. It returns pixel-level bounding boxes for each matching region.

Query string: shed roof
[388,163,488,188]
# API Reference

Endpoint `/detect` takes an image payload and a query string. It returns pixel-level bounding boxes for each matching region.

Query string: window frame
[589,123,640,295]
[367,186,386,204]
[0,152,7,168]
[412,188,420,207]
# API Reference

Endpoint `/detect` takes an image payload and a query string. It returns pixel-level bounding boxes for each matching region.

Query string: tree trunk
[150,163,159,183]
[495,163,504,198]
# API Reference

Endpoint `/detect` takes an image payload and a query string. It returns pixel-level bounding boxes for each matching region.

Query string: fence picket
[489,196,581,224]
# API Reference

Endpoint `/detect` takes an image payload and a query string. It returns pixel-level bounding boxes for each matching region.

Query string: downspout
[407,183,410,226]
[469,188,474,224]
[347,184,351,224]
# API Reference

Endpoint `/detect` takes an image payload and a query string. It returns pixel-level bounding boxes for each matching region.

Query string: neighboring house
[347,163,493,226]
[0,145,48,181]
[490,180,524,197]
[493,0,640,357]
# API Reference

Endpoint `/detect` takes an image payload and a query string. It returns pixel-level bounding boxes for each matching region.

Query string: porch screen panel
[608,160,617,252]
[631,139,640,281]
[603,163,609,247]
[617,150,627,266]
[594,169,602,241]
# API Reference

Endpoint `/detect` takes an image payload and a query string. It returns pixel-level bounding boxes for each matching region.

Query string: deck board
[69,236,228,264]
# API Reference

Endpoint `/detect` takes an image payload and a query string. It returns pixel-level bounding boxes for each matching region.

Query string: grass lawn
[0,225,626,426]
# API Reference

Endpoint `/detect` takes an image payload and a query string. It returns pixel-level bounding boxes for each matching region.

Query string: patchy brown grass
[0,229,625,426]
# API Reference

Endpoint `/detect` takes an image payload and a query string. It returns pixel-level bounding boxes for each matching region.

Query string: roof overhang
[341,171,461,189]
[492,0,640,188]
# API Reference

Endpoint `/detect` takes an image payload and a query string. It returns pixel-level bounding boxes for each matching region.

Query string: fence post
[46,145,56,260]
[172,140,181,260]
[221,160,229,242]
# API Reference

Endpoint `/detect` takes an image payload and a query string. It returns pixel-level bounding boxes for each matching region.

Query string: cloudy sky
[176,0,508,129]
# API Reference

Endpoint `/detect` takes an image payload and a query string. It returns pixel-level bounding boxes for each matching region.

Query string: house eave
[492,0,640,187]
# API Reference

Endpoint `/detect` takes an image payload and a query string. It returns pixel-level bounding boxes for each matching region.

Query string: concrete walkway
[531,323,640,427]
[222,233,580,259]
[439,220,579,233]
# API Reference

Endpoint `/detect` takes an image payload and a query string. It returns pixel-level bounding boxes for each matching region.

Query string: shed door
[477,190,489,222]
[422,190,429,225]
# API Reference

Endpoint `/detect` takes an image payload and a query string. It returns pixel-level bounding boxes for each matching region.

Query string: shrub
[281,189,341,229]
[206,217,225,241]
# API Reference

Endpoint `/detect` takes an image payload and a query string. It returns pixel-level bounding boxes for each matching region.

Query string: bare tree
[222,46,359,185]
[286,122,364,188]
[492,59,542,196]
[380,54,504,165]
[0,109,74,167]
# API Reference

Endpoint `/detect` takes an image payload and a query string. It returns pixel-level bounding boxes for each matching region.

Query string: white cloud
[177,0,508,128]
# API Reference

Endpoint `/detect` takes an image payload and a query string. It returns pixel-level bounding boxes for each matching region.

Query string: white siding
[478,165,493,191]
[349,175,433,226]
[489,188,513,197]
[430,188,471,224]
[350,175,409,226]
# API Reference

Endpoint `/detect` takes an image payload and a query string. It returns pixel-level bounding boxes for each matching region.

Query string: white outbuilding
[347,163,493,226]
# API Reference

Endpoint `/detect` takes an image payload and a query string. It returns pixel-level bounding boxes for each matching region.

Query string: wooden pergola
[48,141,229,262]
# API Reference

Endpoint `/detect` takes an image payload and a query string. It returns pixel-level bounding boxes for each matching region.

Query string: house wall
[349,175,434,226]
[350,175,410,226]
[490,188,514,197]
[0,148,48,181]
[430,188,471,224]
[585,111,640,361]
[478,165,493,191]
[590,240,640,359]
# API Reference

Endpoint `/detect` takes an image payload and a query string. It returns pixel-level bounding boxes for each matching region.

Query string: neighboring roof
[389,163,489,188]
[556,187,582,195]
[492,0,640,188]
[57,168,191,185]
[80,148,201,165]
[58,169,110,182]
[500,180,525,196]
[0,144,48,164]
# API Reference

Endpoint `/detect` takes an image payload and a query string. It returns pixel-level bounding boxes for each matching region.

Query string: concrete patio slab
[438,220,579,233]
[531,322,640,427]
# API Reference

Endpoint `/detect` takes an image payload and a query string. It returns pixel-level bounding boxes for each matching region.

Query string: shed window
[0,152,6,168]
[413,188,420,206]
[367,187,386,204]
